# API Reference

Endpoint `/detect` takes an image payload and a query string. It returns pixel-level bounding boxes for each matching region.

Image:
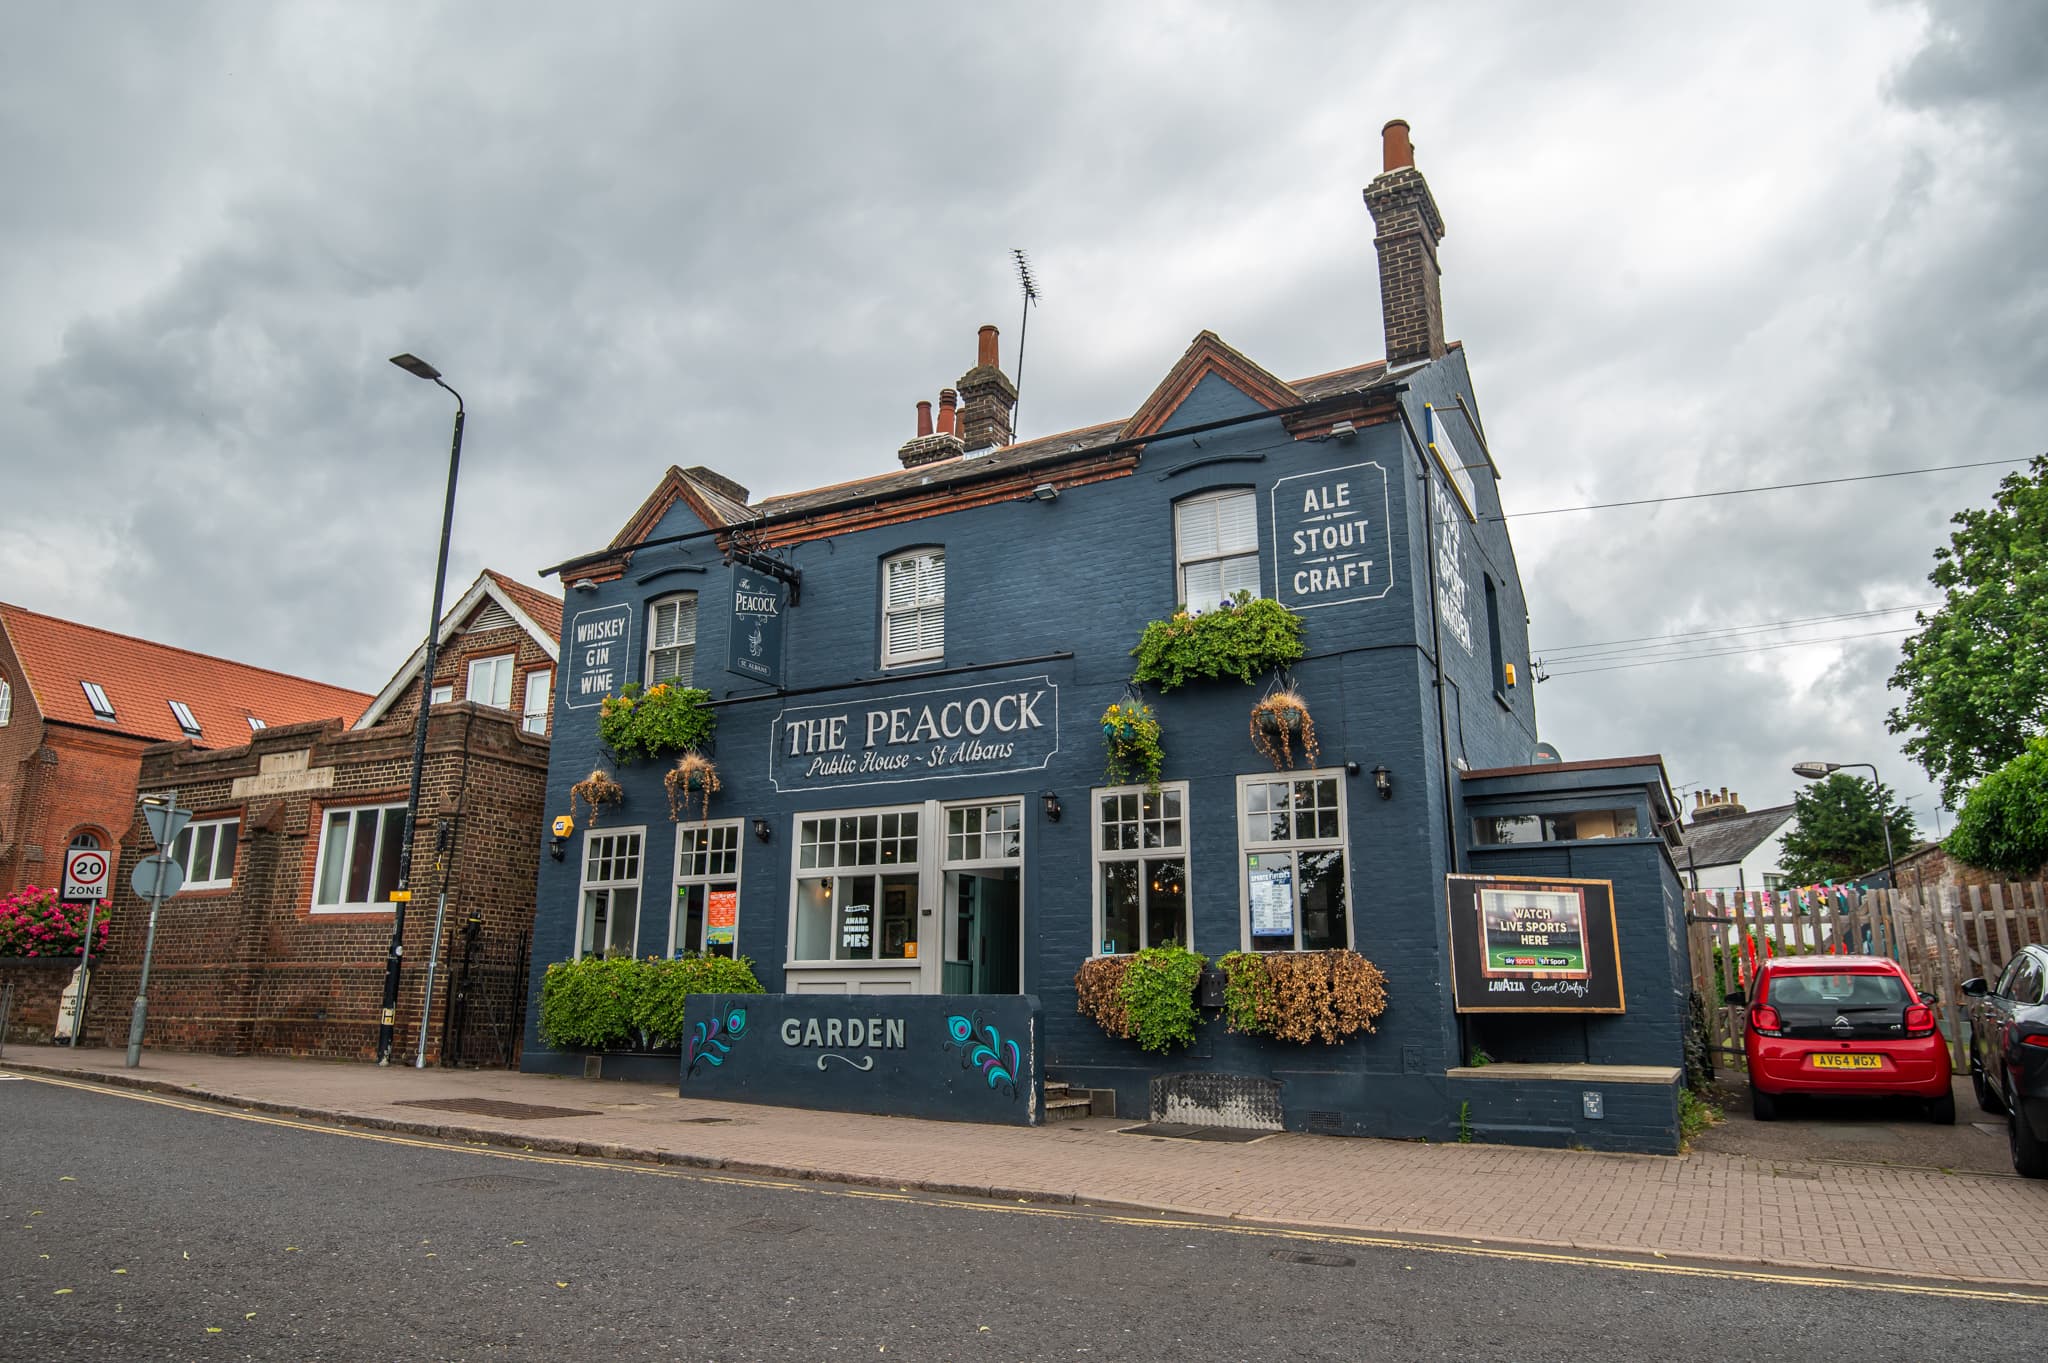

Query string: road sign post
[61,846,112,1049]
[126,794,190,1068]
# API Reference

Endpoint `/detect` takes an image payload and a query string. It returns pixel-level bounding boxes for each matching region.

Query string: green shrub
[1945,736,2048,876]
[1117,943,1206,1052]
[1129,593,1305,691]
[537,955,763,1050]
[597,682,716,763]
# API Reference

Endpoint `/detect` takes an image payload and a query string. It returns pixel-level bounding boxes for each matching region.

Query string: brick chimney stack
[898,389,966,469]
[956,324,1018,452]
[1363,118,1448,367]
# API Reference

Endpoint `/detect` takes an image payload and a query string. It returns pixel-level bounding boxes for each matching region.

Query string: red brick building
[0,603,373,896]
[76,571,562,1064]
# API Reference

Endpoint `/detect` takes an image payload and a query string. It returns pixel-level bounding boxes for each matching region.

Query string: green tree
[1944,737,2048,876]
[1886,455,2048,807]
[1777,773,1918,885]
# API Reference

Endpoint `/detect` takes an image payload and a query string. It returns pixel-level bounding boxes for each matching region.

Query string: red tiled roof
[0,602,373,747]
[483,570,563,642]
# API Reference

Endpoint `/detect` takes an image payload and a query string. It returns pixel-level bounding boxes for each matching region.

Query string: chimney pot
[977,324,999,369]
[937,388,958,435]
[1382,118,1414,173]
[916,400,933,438]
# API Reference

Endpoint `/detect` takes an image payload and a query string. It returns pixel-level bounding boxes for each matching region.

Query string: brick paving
[6,1044,2046,1287]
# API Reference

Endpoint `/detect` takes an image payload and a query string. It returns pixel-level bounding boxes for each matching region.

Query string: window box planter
[1129,593,1306,691]
[1074,944,1206,1053]
[1218,949,1388,1044]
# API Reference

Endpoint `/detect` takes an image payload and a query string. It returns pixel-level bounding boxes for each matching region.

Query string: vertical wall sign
[726,567,786,687]
[1270,462,1394,611]
[564,603,633,709]
[1445,874,1625,1013]
[1425,405,1479,521]
[1433,485,1474,655]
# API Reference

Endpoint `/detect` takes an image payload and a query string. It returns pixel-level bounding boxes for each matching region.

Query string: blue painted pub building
[522,122,1691,1152]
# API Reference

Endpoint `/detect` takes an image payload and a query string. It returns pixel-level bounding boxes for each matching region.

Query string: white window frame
[1174,488,1260,612]
[428,683,454,706]
[647,594,698,685]
[81,681,115,719]
[1235,769,1353,951]
[880,549,945,668]
[787,803,925,965]
[670,819,743,957]
[169,700,201,736]
[577,826,648,959]
[247,715,266,732]
[310,802,407,913]
[522,668,552,735]
[1090,782,1193,955]
[170,817,240,891]
[1,678,12,725]
[466,653,515,709]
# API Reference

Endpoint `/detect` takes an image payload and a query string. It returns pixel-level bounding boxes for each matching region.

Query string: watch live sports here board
[1445,874,1626,1013]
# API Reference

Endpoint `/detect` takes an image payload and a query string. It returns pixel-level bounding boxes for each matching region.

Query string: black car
[1963,943,2048,1178]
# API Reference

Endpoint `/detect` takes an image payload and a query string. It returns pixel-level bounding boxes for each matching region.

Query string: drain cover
[1118,1122,1273,1143]
[433,1173,559,1192]
[677,1116,734,1124]
[1270,1249,1355,1268]
[732,1218,809,1236]
[393,1098,602,1120]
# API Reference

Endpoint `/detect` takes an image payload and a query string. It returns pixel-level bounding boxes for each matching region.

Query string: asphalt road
[3,1075,2041,1362]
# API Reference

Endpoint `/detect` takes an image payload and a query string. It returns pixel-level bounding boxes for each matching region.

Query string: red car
[1734,954,1954,1123]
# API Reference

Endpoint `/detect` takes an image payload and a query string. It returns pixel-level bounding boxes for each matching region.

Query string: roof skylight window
[170,700,202,736]
[81,681,115,719]
[248,715,266,731]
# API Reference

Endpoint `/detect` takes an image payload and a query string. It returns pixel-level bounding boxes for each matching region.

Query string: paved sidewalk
[6,1043,2046,1288]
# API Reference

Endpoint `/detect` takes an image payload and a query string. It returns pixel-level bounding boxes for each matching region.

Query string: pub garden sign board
[1445,874,1625,1013]
[770,675,1060,792]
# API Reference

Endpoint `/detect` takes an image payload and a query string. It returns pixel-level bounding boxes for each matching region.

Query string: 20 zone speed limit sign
[62,847,111,903]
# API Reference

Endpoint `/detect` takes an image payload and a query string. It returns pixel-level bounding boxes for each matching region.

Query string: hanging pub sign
[563,603,633,710]
[726,567,786,687]
[1445,874,1625,1013]
[1269,462,1394,612]
[771,674,1061,792]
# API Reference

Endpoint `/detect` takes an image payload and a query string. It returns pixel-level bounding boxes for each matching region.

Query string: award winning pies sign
[1445,874,1625,1013]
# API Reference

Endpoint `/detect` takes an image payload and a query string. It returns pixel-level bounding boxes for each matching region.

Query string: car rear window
[1765,972,1909,1007]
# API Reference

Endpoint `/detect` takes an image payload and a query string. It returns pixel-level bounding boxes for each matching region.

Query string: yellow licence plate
[1811,1053,1883,1070]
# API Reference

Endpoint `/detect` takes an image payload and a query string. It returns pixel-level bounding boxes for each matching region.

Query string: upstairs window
[0,678,10,725]
[881,550,945,667]
[466,654,515,708]
[171,817,240,891]
[648,595,698,684]
[81,681,115,719]
[522,669,552,735]
[428,684,454,705]
[169,700,201,737]
[1175,490,1259,612]
[247,715,266,732]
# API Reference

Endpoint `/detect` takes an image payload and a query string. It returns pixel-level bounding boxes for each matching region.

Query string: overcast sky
[4,2,2041,843]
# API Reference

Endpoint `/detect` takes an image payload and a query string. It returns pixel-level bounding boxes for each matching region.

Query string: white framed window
[428,684,454,706]
[467,654,515,708]
[247,715,266,732]
[792,807,921,962]
[169,700,201,737]
[647,594,698,684]
[881,549,945,667]
[522,669,552,735]
[311,803,407,912]
[69,830,102,849]
[81,681,115,720]
[1236,770,1352,951]
[671,820,741,958]
[1,678,12,725]
[1175,489,1259,612]
[942,799,1025,994]
[170,817,240,891]
[1091,783,1190,955]
[579,827,646,958]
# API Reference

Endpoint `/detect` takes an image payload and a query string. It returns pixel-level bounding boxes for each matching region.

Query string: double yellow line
[16,1070,2046,1306]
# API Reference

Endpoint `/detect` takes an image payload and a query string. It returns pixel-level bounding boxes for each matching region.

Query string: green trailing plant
[597,681,716,763]
[1944,736,2048,876]
[1457,1101,1475,1144]
[1218,949,1388,1044]
[537,954,763,1050]
[1100,699,1164,790]
[1129,592,1305,691]
[1075,944,1206,1053]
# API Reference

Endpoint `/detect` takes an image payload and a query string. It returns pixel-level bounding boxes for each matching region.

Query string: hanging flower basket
[1100,700,1164,790]
[664,751,722,823]
[1250,690,1319,770]
[570,767,624,826]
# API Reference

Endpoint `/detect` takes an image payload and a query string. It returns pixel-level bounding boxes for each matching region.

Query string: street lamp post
[379,353,465,1066]
[1790,759,1897,887]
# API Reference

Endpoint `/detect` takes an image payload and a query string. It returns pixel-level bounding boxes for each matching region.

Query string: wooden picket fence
[1686,883,2048,1073]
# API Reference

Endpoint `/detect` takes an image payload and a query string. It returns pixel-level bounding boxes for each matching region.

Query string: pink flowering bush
[0,885,111,958]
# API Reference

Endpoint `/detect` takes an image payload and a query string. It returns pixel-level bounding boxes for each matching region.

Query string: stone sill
[1444,1062,1680,1085]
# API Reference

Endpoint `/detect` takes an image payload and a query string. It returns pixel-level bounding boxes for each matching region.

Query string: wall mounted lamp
[1329,419,1358,442]
[1031,483,1059,502]
[1371,765,1393,800]
[570,578,598,592]
[1041,791,1062,822]
[753,817,774,843]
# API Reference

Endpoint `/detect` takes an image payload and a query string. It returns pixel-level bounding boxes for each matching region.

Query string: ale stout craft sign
[1445,874,1625,1013]
[770,675,1060,792]
[1270,462,1394,612]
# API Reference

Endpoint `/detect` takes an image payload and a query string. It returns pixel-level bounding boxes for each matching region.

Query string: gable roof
[0,602,371,746]
[1118,331,1304,441]
[1681,804,1794,871]
[353,570,564,729]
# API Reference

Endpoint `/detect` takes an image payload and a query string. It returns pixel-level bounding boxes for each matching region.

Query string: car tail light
[2022,1033,2048,1049]
[1750,1005,1783,1037]
[1904,1004,1935,1038]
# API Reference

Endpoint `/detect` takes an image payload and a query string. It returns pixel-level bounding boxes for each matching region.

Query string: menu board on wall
[705,890,738,947]
[1248,858,1294,938]
[1445,874,1624,1013]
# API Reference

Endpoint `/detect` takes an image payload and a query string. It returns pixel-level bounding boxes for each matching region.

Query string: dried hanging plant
[664,751,722,823]
[1250,689,1319,770]
[570,768,624,826]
